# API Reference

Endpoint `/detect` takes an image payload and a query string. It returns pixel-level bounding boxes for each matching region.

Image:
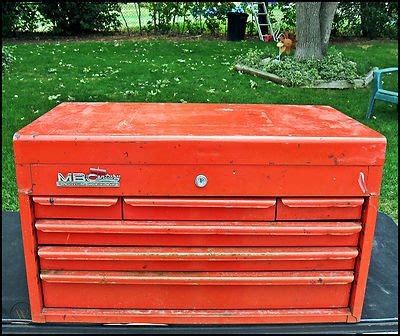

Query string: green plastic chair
[366,67,398,119]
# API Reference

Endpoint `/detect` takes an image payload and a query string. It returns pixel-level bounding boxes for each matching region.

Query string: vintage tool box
[13,102,386,324]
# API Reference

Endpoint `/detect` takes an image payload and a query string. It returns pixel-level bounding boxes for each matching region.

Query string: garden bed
[234,64,377,89]
[234,48,378,89]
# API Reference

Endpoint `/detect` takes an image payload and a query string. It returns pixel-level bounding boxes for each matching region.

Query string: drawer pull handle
[33,197,118,207]
[38,246,359,261]
[35,220,362,235]
[281,198,364,208]
[124,198,276,209]
[40,270,354,285]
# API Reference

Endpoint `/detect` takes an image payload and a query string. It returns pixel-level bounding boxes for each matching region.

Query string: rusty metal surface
[38,246,358,271]
[35,220,362,247]
[3,210,398,332]
[12,103,387,324]
[13,103,386,166]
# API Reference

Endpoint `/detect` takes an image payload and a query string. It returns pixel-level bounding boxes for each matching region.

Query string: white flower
[48,94,61,101]
[250,80,257,89]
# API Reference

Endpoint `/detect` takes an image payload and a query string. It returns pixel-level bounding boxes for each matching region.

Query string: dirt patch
[2,32,245,45]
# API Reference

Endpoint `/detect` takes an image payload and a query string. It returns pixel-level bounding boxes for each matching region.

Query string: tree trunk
[137,3,142,35]
[320,2,339,55]
[295,2,323,61]
[295,2,338,61]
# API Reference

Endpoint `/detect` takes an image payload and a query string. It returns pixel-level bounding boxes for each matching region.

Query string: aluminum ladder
[250,2,279,42]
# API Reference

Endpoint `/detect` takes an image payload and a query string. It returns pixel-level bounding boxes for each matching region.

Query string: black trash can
[227,12,249,41]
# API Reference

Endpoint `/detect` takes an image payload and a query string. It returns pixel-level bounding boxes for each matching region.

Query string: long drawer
[38,246,358,271]
[41,271,354,310]
[35,220,362,246]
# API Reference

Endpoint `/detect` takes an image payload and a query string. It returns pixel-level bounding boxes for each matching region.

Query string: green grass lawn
[2,38,398,221]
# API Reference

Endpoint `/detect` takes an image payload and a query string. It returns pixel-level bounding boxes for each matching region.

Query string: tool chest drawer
[33,197,122,220]
[35,220,362,246]
[276,197,364,221]
[40,271,354,310]
[123,198,276,221]
[38,246,358,271]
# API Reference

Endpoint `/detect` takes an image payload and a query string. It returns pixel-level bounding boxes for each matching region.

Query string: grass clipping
[236,48,361,87]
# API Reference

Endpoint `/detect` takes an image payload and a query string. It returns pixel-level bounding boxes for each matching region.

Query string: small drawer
[36,220,362,247]
[123,198,276,221]
[38,246,358,271]
[33,197,122,220]
[277,198,364,220]
[41,270,354,310]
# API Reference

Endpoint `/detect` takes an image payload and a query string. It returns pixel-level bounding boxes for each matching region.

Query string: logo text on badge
[56,168,120,187]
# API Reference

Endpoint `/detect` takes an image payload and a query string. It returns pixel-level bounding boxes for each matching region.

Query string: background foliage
[2,46,15,73]
[332,2,398,39]
[2,2,397,38]
[37,2,122,35]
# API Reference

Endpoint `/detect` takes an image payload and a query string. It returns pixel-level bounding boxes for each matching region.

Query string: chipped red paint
[13,103,386,324]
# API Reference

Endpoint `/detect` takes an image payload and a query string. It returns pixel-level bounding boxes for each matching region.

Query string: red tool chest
[13,102,386,324]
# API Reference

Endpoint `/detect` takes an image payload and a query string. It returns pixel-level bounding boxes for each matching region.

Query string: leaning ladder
[250,2,278,42]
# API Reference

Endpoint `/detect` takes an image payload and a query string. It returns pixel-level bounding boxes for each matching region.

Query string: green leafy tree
[38,2,121,35]
[2,2,43,36]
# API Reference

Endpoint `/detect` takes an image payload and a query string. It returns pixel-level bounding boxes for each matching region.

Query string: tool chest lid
[13,102,386,165]
[15,102,385,138]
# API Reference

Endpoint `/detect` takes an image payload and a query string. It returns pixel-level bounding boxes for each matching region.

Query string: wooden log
[234,65,288,85]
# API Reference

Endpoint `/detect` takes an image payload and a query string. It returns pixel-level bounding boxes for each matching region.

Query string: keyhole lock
[195,174,208,188]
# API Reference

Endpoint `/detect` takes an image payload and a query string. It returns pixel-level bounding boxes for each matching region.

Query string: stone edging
[234,64,378,89]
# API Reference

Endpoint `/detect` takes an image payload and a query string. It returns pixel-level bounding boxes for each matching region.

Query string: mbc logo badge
[56,167,120,187]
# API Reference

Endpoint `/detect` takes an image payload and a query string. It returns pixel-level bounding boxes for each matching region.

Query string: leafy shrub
[2,2,44,36]
[332,2,398,39]
[145,2,180,33]
[38,2,122,35]
[236,48,360,87]
[273,2,296,35]
[2,46,15,73]
[236,48,266,68]
[190,2,235,36]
